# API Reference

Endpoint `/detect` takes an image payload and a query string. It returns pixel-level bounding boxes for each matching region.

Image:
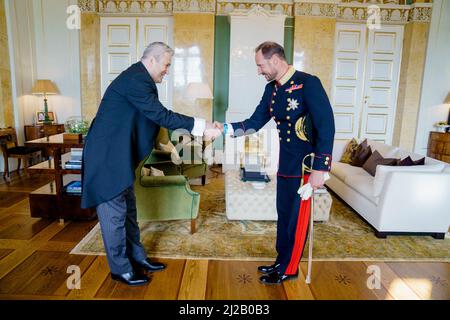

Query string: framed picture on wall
[36,111,56,124]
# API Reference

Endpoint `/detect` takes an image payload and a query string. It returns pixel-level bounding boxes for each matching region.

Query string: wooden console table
[427,131,450,163]
[25,134,96,220]
[24,124,65,158]
[24,124,65,141]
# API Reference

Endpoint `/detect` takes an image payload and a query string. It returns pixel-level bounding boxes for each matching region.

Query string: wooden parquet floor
[0,171,448,300]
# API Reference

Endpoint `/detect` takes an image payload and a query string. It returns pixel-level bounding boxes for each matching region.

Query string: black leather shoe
[259,271,298,285]
[257,263,280,274]
[132,258,166,273]
[110,272,149,286]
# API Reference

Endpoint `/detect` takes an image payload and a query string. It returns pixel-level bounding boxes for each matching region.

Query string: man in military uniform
[215,41,335,284]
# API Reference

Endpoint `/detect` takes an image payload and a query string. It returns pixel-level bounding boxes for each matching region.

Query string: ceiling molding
[76,0,432,22]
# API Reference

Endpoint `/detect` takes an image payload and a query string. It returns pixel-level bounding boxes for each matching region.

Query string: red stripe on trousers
[285,175,311,275]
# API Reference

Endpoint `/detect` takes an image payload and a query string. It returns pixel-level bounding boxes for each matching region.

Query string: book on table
[65,160,82,170]
[240,166,270,183]
[65,181,82,195]
[70,148,83,161]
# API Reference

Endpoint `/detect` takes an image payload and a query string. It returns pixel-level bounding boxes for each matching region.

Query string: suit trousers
[275,176,310,275]
[96,186,147,274]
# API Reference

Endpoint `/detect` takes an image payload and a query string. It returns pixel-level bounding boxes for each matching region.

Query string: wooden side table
[427,131,450,163]
[25,134,96,220]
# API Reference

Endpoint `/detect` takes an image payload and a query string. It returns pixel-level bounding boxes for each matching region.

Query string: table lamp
[184,81,214,127]
[185,82,213,101]
[32,79,59,125]
[445,91,450,131]
[184,82,214,161]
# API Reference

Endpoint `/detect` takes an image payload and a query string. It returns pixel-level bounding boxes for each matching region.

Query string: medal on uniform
[295,115,309,142]
[288,99,299,111]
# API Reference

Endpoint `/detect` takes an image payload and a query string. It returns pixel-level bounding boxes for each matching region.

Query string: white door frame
[100,17,173,108]
[360,25,404,144]
[331,22,404,144]
[331,23,367,141]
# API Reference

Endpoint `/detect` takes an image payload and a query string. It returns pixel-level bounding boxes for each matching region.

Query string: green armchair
[134,155,200,234]
[147,128,208,185]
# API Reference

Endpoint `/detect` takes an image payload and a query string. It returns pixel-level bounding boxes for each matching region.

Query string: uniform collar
[277,66,296,87]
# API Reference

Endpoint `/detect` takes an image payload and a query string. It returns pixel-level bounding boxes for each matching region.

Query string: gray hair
[141,42,174,61]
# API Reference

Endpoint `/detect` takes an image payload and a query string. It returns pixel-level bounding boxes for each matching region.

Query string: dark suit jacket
[231,70,335,176]
[81,62,194,209]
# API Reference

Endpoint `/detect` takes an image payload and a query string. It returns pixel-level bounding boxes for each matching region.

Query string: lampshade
[444,91,450,104]
[184,82,213,100]
[32,80,59,95]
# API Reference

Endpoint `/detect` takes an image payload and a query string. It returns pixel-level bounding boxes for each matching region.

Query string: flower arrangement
[65,116,90,136]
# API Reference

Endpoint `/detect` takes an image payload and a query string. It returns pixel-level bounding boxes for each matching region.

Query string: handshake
[203,121,225,141]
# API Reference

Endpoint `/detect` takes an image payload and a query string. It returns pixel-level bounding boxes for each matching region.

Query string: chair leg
[201,175,206,186]
[3,156,10,182]
[17,158,22,175]
[23,157,29,177]
[191,219,196,234]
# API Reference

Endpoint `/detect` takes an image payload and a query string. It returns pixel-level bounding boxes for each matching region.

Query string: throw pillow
[159,141,182,164]
[141,166,151,177]
[340,138,359,164]
[350,139,368,163]
[413,157,425,165]
[362,150,398,176]
[150,166,165,177]
[397,156,426,166]
[351,144,372,167]
[357,139,368,152]
[397,156,414,166]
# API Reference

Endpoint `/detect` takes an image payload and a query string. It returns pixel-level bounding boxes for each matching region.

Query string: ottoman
[225,170,332,222]
[313,188,332,222]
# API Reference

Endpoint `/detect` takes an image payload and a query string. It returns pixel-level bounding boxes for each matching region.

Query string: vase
[435,126,449,133]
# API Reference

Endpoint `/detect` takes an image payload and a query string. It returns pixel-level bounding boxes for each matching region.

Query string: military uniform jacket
[81,62,195,209]
[231,68,335,177]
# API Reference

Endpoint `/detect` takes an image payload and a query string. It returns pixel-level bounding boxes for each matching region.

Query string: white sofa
[326,139,450,239]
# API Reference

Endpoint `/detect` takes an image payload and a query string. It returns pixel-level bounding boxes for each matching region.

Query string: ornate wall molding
[294,1,336,18]
[293,0,432,24]
[78,0,97,12]
[77,0,432,22]
[228,4,286,18]
[337,4,410,23]
[173,0,216,13]
[408,3,433,23]
[216,0,293,16]
[97,0,173,15]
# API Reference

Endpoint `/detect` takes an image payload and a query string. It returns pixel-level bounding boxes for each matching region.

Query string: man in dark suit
[81,42,220,286]
[215,42,335,284]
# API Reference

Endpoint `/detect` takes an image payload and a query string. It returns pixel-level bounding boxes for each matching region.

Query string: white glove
[297,172,331,200]
[297,183,313,200]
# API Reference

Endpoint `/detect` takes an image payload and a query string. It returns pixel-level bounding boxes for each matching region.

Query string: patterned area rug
[71,173,450,261]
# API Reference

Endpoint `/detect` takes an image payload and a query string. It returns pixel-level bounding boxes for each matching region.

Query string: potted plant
[64,116,91,142]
